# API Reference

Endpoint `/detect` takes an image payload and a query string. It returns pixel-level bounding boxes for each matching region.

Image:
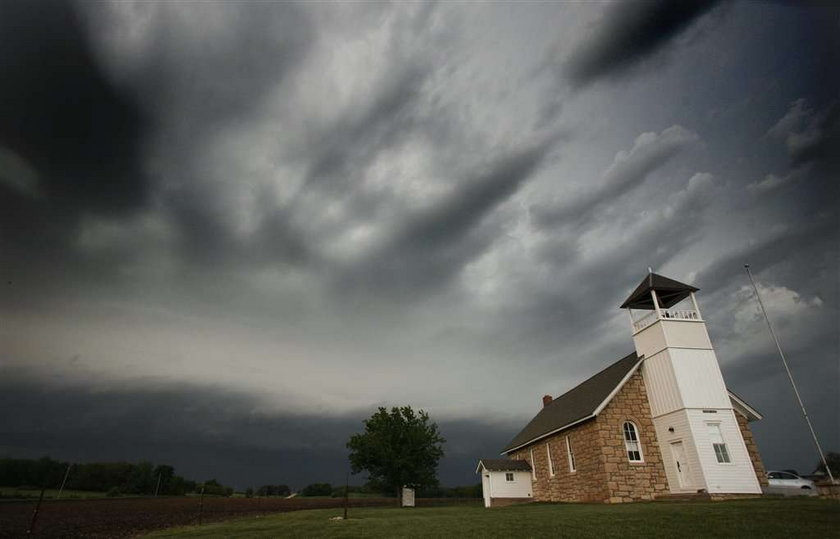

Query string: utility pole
[57,463,73,499]
[744,264,835,484]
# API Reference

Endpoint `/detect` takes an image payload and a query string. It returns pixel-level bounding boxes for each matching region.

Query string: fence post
[343,472,349,520]
[198,486,205,526]
[26,487,46,536]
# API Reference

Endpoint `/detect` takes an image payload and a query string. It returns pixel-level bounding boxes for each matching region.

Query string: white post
[689,292,702,320]
[651,290,662,319]
[627,308,636,331]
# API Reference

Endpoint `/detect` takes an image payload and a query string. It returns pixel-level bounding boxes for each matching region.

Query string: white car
[766,470,816,490]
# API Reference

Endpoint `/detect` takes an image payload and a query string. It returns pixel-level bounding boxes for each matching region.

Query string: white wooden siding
[487,470,532,498]
[482,474,491,507]
[670,349,730,409]
[686,409,761,493]
[641,351,683,417]
[634,321,667,358]
[661,320,712,349]
[653,409,706,493]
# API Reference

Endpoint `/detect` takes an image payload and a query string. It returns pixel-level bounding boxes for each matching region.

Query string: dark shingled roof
[620,273,699,309]
[477,459,532,472]
[502,352,641,453]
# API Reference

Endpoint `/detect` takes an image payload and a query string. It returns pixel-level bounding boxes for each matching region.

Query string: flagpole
[744,264,835,484]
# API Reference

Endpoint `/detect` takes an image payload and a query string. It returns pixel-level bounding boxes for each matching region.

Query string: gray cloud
[532,125,699,232]
[0,0,147,215]
[565,0,723,88]
[0,368,513,489]
[1,0,837,489]
[342,137,557,295]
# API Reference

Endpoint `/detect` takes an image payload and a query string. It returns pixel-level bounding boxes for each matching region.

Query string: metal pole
[154,473,161,497]
[744,264,835,484]
[57,463,72,499]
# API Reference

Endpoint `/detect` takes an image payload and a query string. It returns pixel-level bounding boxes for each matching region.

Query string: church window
[623,421,644,462]
[707,423,731,463]
[566,436,576,472]
[546,442,555,476]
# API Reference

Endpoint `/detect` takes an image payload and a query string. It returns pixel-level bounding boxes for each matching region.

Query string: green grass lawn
[144,498,839,538]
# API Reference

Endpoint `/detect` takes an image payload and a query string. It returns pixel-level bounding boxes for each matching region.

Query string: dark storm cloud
[0,0,151,301]
[565,0,722,87]
[123,1,315,266]
[531,125,698,231]
[693,218,838,297]
[124,1,313,130]
[0,0,146,213]
[303,66,428,192]
[504,169,720,368]
[342,138,556,294]
[788,103,840,170]
[0,369,513,488]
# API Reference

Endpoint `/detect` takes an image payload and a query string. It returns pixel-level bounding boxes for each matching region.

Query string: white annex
[475,459,532,508]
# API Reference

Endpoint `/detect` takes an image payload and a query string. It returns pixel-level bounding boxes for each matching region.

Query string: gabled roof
[501,352,642,454]
[475,459,532,474]
[729,390,763,422]
[620,272,699,309]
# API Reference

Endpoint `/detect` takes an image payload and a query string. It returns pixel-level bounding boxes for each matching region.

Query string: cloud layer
[0,0,837,487]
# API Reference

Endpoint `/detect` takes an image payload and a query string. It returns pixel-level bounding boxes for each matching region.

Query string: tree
[346,406,445,503]
[300,482,332,496]
[814,452,840,478]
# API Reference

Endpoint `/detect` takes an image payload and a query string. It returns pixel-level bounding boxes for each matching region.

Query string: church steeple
[620,272,698,310]
[619,271,762,496]
[621,273,702,334]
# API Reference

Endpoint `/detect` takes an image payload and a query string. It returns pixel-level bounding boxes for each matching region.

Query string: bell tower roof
[620,272,698,309]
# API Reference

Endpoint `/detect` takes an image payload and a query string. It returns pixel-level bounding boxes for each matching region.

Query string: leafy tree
[814,452,840,478]
[127,461,155,494]
[198,478,233,497]
[347,406,445,502]
[300,482,332,496]
[256,484,290,496]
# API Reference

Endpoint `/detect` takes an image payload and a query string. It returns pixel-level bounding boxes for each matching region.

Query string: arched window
[623,422,644,462]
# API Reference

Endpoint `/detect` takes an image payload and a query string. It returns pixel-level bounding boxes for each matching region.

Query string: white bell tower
[621,272,761,495]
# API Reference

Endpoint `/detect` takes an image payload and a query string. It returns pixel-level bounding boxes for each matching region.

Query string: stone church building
[479,273,768,506]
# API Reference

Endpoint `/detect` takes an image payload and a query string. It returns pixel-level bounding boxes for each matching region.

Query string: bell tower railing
[630,291,703,333]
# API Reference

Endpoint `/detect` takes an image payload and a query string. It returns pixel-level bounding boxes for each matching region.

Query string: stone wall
[816,483,840,500]
[511,415,609,503]
[510,370,669,503]
[596,370,670,502]
[735,412,769,487]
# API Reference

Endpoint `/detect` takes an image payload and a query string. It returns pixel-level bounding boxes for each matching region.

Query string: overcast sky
[1,0,837,490]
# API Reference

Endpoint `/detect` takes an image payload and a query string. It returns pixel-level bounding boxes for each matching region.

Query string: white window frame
[546,442,555,477]
[566,435,576,472]
[622,421,644,463]
[706,422,732,464]
[505,472,514,482]
[529,448,536,479]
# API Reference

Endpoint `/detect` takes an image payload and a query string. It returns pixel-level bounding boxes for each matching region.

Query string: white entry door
[670,441,692,490]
